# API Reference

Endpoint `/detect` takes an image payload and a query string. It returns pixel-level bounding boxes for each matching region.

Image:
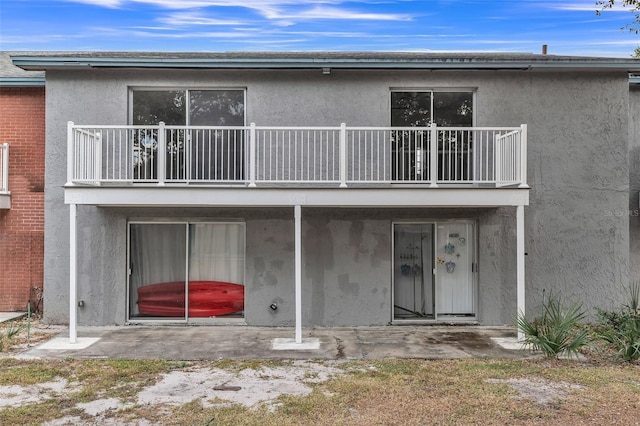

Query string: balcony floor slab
[64,186,529,207]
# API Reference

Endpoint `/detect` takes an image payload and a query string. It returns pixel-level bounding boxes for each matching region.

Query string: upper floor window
[391,90,473,127]
[130,89,246,181]
[390,90,474,182]
[131,89,245,126]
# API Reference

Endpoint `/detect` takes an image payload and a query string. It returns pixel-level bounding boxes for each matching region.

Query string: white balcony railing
[67,122,527,188]
[0,143,8,194]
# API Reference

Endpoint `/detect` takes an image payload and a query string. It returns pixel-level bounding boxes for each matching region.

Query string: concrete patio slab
[491,337,528,350]
[0,312,26,323]
[272,337,321,350]
[13,325,536,361]
[36,337,101,350]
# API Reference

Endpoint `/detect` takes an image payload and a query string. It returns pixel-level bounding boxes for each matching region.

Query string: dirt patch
[487,377,585,405]
[137,361,341,411]
[3,360,343,424]
[0,378,69,408]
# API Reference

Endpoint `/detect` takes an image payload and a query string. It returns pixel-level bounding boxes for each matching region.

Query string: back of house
[10,51,640,332]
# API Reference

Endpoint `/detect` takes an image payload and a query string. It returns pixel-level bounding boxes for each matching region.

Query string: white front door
[435,222,475,317]
[393,221,476,321]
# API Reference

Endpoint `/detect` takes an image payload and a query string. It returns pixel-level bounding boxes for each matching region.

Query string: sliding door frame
[391,219,478,324]
[126,219,246,324]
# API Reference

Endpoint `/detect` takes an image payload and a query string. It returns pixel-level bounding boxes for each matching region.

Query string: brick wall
[0,86,45,312]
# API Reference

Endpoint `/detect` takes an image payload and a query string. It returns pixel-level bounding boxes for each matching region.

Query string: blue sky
[0,0,638,56]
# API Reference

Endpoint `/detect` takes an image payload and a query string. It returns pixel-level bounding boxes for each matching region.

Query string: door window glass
[129,223,187,319]
[132,90,186,125]
[128,222,245,320]
[130,89,246,181]
[190,90,245,126]
[391,90,474,182]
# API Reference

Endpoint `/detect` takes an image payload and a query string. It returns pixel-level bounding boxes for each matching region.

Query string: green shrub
[0,322,23,352]
[596,282,640,362]
[517,296,590,359]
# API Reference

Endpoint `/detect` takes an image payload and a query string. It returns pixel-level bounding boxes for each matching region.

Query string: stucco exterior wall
[630,85,640,283]
[43,68,631,326]
[66,206,512,326]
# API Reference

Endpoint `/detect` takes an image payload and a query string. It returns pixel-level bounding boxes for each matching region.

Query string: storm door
[393,221,476,321]
[393,224,436,319]
[128,222,245,322]
[435,221,475,317]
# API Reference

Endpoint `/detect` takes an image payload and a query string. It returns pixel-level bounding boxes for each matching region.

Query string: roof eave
[11,56,640,72]
[0,77,46,87]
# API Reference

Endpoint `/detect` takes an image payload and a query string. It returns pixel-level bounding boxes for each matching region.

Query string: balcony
[0,143,9,209]
[65,123,529,208]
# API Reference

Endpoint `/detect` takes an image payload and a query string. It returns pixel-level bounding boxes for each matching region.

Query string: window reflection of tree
[189,91,245,181]
[131,90,245,182]
[391,91,473,182]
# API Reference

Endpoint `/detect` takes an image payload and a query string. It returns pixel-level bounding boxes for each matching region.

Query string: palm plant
[517,296,590,359]
[596,281,640,362]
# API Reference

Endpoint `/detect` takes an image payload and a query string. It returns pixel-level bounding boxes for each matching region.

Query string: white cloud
[61,0,413,26]
[261,5,411,21]
[88,24,294,40]
[158,12,247,26]
[65,0,124,7]
[63,0,367,9]
[546,1,635,12]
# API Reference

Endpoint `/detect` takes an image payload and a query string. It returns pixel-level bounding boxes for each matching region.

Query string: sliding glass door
[131,89,246,182]
[128,222,245,321]
[393,221,476,321]
[391,91,474,182]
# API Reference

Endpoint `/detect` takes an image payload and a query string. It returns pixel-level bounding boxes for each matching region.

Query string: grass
[0,358,638,425]
[0,322,22,352]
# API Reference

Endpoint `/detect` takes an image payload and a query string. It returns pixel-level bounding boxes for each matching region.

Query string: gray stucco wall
[630,85,640,283]
[43,68,631,326]
[66,206,514,326]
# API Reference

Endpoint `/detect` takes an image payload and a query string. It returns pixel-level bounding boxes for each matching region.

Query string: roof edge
[10,53,640,72]
[0,77,46,87]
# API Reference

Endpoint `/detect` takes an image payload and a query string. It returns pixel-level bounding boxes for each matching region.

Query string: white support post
[69,203,78,344]
[67,121,74,185]
[248,123,257,187]
[294,204,302,343]
[429,123,438,187]
[339,123,347,188]
[157,122,166,186]
[1,143,8,193]
[516,204,526,341]
[518,124,528,188]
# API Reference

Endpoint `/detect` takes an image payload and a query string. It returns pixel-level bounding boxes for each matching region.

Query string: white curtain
[189,223,244,284]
